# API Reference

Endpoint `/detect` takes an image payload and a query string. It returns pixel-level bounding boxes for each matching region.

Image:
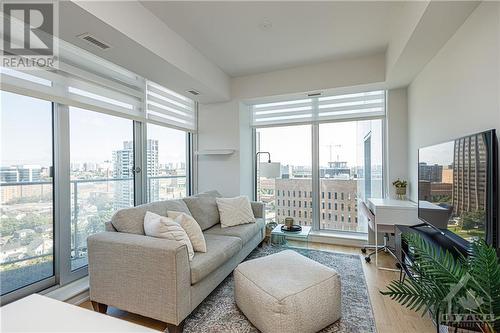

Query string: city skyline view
[1,91,188,294]
[256,119,383,232]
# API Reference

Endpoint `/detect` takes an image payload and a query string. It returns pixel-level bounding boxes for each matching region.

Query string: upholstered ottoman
[234,250,341,333]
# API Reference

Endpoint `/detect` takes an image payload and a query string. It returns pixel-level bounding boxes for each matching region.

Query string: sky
[419,141,454,166]
[1,91,186,168]
[257,120,383,168]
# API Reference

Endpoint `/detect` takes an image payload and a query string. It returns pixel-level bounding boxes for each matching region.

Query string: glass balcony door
[0,91,55,296]
[69,107,135,271]
[146,123,188,202]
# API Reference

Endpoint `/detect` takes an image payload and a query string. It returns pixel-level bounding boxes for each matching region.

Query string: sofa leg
[166,321,184,333]
[91,301,108,314]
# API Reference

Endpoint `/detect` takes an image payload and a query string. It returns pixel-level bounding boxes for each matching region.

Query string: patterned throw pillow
[216,196,256,228]
[168,211,207,253]
[143,211,194,261]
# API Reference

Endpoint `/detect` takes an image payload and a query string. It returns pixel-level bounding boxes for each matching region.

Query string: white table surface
[1,294,157,332]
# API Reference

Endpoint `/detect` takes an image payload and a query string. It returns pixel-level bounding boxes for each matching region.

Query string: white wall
[232,53,385,100]
[197,101,241,196]
[197,53,387,196]
[386,88,409,198]
[407,2,500,201]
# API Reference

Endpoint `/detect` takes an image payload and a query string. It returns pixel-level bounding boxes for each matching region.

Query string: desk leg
[375,224,378,268]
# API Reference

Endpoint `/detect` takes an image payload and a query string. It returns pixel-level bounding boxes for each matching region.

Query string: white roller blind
[1,40,145,120]
[1,66,143,119]
[251,90,385,127]
[146,81,196,131]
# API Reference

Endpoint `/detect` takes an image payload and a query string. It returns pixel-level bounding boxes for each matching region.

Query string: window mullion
[53,103,73,284]
[133,120,146,205]
[312,98,320,231]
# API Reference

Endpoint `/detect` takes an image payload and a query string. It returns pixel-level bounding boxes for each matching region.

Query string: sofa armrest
[251,201,265,219]
[87,232,191,325]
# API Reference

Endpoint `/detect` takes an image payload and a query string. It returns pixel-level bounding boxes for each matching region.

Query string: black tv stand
[395,224,469,272]
[394,224,473,332]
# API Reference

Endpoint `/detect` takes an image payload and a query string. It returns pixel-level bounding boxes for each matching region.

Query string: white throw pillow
[143,211,194,261]
[167,211,207,253]
[216,196,256,228]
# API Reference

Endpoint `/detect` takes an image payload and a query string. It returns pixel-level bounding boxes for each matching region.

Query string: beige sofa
[87,191,265,332]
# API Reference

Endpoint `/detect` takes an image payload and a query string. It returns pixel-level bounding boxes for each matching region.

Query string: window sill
[309,230,368,247]
[43,276,89,305]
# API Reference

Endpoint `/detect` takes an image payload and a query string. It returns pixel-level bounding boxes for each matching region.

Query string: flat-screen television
[418,129,498,249]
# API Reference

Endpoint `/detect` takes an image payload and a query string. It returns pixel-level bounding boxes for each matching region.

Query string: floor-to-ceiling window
[318,119,383,232]
[1,46,195,303]
[253,91,385,234]
[146,124,188,202]
[69,107,134,270]
[0,91,54,295]
[256,125,312,225]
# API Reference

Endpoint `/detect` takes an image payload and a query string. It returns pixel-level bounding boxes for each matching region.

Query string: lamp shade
[259,162,281,178]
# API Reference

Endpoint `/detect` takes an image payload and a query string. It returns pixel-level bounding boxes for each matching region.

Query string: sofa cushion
[216,196,256,228]
[189,234,242,284]
[183,196,220,231]
[193,190,222,198]
[143,211,194,261]
[111,199,191,235]
[167,211,207,253]
[204,218,265,245]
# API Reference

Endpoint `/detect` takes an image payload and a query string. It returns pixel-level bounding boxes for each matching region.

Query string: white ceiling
[141,1,402,77]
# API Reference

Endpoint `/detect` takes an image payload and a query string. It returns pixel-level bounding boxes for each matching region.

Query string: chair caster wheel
[361,248,367,254]
[365,256,371,263]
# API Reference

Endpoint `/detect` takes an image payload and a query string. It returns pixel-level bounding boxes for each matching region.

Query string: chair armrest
[251,201,265,219]
[87,232,191,325]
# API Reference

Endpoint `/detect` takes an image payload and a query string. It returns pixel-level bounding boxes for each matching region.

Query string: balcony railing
[0,175,186,273]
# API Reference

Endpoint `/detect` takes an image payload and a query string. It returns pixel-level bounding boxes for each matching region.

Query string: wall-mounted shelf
[195,149,236,155]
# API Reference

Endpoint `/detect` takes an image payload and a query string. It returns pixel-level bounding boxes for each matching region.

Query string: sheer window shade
[146,81,196,131]
[251,90,385,127]
[1,63,143,120]
[1,41,197,132]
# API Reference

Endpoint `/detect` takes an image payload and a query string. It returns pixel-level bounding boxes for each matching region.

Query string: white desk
[366,198,418,270]
[1,294,156,332]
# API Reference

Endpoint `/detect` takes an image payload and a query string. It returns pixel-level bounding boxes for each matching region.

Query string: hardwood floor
[80,242,436,333]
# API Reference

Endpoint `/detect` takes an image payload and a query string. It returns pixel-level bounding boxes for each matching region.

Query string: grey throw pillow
[193,190,222,198]
[183,196,220,231]
[111,199,191,235]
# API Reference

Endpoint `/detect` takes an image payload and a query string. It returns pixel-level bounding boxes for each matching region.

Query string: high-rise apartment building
[113,140,160,209]
[452,134,487,215]
[0,165,42,183]
[419,162,443,182]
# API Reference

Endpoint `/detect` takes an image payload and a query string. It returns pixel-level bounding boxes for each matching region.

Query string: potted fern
[393,178,408,200]
[381,234,500,332]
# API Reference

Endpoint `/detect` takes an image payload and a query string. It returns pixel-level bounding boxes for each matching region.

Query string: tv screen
[418,130,497,246]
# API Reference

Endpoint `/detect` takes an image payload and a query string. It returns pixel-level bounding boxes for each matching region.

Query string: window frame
[253,92,386,234]
[0,92,194,305]
[0,94,57,304]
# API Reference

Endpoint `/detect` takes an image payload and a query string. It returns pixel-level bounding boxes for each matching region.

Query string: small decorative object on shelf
[284,217,294,229]
[392,178,408,200]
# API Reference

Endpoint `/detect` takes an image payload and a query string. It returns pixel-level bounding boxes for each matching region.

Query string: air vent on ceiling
[307,92,322,97]
[187,89,200,96]
[77,33,111,50]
